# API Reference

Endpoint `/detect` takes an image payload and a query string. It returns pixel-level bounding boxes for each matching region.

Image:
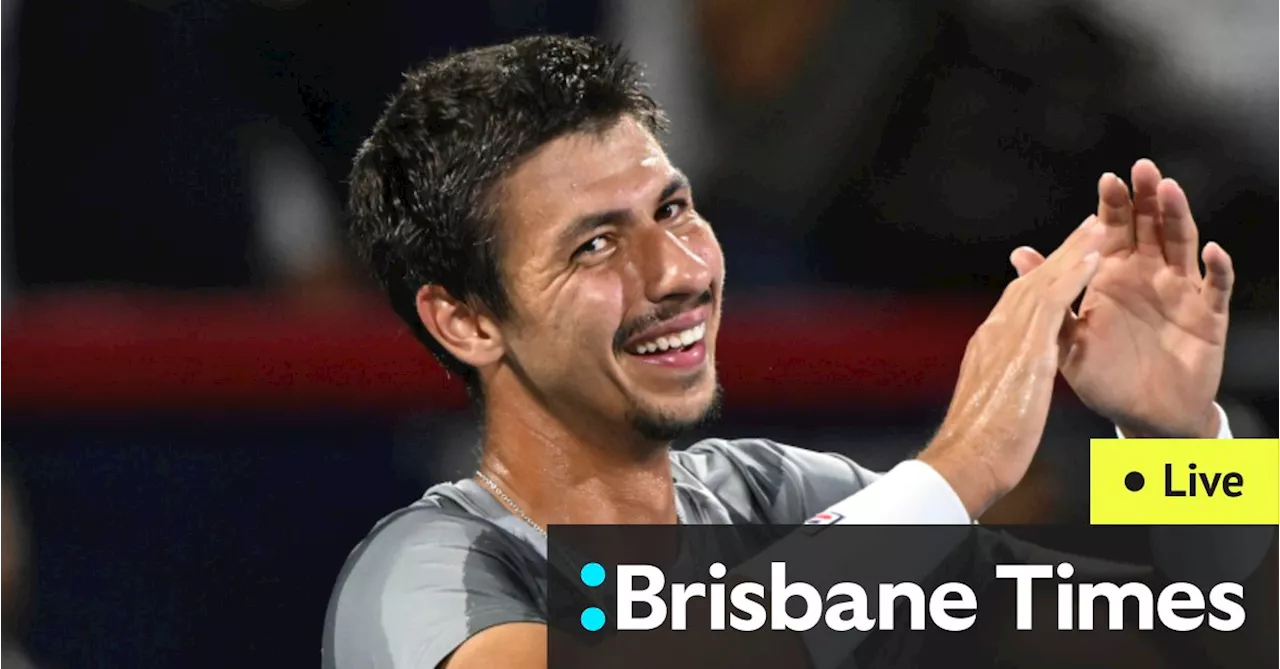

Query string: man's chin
[628,384,724,442]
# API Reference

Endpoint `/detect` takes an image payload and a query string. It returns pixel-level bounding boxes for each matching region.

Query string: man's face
[492,116,724,441]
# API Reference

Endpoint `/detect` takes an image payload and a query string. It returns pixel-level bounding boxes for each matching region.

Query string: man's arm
[441,623,547,669]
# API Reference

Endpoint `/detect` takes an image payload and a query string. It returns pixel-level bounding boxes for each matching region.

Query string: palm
[1013,160,1235,438]
[1066,251,1226,436]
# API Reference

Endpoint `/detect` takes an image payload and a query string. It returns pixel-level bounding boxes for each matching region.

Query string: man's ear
[415,285,505,368]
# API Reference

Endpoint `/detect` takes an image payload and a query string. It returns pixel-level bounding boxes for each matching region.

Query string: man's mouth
[621,306,710,370]
[626,322,706,356]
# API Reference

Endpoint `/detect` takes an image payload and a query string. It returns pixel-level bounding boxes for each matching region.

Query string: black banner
[545,524,1278,669]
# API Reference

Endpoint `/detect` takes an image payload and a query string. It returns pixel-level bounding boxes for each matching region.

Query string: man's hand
[1010,159,1234,438]
[921,216,1106,518]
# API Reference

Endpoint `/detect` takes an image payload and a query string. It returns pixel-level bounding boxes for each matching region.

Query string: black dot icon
[1124,471,1145,492]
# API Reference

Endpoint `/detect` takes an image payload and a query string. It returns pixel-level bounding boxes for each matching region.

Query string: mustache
[613,291,714,353]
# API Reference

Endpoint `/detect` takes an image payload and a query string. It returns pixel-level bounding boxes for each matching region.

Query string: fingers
[1049,249,1100,355]
[1006,224,1098,341]
[1050,250,1101,307]
[1004,219,1101,341]
[1009,246,1045,277]
[1012,245,1085,360]
[1158,178,1200,276]
[1131,159,1164,254]
[1044,216,1105,276]
[1040,215,1103,272]
[1202,242,1234,314]
[1097,173,1135,255]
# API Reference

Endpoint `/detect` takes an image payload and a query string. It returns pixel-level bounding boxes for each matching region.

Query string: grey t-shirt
[321,438,880,669]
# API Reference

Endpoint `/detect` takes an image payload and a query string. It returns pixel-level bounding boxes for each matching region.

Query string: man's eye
[656,199,688,221]
[574,235,610,258]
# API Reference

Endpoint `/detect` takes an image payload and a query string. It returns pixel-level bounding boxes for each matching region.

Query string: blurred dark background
[2,1,1276,667]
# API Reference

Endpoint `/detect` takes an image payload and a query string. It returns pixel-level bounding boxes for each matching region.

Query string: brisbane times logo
[571,561,1246,634]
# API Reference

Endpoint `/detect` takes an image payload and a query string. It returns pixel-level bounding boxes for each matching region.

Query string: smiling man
[322,36,1237,669]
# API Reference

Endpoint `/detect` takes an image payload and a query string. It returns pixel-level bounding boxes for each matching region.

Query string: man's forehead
[504,119,677,212]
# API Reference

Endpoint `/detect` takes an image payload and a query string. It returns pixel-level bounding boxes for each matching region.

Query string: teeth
[630,323,706,355]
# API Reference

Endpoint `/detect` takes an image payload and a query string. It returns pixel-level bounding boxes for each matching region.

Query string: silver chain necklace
[475,469,686,536]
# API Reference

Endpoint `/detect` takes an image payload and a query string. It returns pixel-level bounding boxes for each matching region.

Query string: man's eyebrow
[556,172,692,250]
[659,171,691,202]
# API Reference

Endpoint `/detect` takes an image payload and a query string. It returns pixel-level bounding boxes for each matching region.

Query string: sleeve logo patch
[803,511,843,531]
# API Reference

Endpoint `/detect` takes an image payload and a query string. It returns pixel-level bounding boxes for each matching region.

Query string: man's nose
[635,226,713,304]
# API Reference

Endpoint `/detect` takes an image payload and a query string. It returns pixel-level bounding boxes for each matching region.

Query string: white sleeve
[793,462,973,667]
[1113,403,1234,439]
[817,402,1238,529]
[740,460,973,669]
[819,459,972,526]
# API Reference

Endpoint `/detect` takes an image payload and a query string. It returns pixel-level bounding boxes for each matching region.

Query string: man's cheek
[692,229,725,278]
[575,284,627,332]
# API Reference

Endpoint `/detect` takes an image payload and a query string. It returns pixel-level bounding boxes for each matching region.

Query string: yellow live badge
[1090,438,1280,525]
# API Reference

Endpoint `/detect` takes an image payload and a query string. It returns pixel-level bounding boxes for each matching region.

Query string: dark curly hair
[347,35,667,398]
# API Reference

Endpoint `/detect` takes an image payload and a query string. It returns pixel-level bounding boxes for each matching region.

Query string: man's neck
[476,393,679,528]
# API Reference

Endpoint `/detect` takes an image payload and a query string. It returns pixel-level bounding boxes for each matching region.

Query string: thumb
[1010,246,1046,277]
[1201,241,1234,315]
